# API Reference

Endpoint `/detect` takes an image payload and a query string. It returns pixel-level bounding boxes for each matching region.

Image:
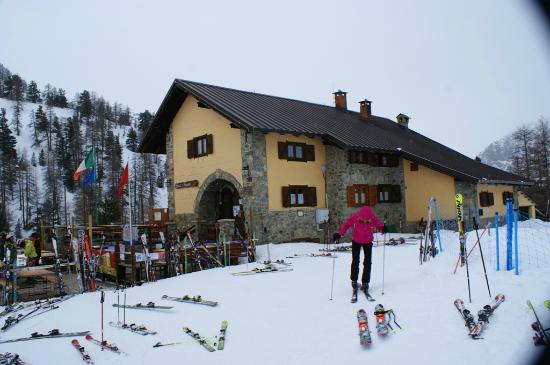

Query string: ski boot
[351,281,358,303]
[361,282,375,301]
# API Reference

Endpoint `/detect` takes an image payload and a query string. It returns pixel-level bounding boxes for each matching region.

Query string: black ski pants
[350,241,373,284]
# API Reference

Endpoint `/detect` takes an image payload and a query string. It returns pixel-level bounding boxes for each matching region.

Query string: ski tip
[544,300,550,309]
[71,339,79,345]
[526,299,533,308]
[85,335,92,340]
[161,295,167,299]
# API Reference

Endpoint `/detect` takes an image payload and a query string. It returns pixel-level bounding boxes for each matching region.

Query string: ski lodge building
[138,80,535,243]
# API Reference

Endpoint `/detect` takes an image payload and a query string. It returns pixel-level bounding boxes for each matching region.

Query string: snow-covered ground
[1,225,549,365]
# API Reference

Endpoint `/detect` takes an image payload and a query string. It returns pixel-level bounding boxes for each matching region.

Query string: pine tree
[55,88,68,108]
[26,80,42,103]
[0,108,18,215]
[77,90,93,119]
[126,127,138,151]
[38,149,46,166]
[137,110,154,134]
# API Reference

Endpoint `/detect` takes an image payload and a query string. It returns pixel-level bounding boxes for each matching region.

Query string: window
[479,191,494,207]
[378,154,399,167]
[378,184,401,203]
[282,185,317,207]
[348,151,398,167]
[410,162,419,171]
[187,134,213,158]
[278,141,315,162]
[347,185,378,207]
[502,191,513,204]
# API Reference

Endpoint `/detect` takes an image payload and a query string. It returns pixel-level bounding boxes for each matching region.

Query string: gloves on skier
[332,232,341,241]
[381,225,388,234]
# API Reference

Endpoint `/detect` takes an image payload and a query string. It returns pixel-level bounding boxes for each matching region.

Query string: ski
[161,295,218,307]
[51,237,66,296]
[85,334,123,354]
[112,302,173,310]
[72,339,94,364]
[374,304,389,335]
[469,294,505,339]
[360,286,376,302]
[2,304,59,331]
[357,309,372,345]
[231,264,293,276]
[0,329,89,344]
[527,299,549,345]
[286,253,337,258]
[83,234,96,292]
[454,299,476,333]
[544,300,550,309]
[182,326,216,352]
[0,352,28,365]
[216,320,228,350]
[109,321,157,335]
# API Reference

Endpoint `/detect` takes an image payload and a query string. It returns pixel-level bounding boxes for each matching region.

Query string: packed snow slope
[1,226,549,365]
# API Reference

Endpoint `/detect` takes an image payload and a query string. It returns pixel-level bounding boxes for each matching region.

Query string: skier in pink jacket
[333,206,387,302]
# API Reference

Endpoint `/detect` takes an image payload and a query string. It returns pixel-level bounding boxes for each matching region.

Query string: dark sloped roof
[139,79,532,186]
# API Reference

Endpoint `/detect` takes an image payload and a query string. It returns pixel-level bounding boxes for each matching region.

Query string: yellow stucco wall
[403,159,456,221]
[518,191,536,218]
[265,133,326,211]
[476,184,513,218]
[171,96,243,214]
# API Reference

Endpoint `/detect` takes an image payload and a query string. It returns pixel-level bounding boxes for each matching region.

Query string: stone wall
[325,146,406,240]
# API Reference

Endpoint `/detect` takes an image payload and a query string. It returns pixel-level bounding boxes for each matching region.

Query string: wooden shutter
[305,145,315,161]
[367,153,379,166]
[388,155,399,167]
[206,134,213,154]
[487,192,494,206]
[187,139,194,158]
[348,150,356,163]
[347,186,356,207]
[282,186,290,207]
[368,185,378,206]
[278,142,287,159]
[391,185,402,203]
[502,191,512,204]
[479,192,488,207]
[307,186,317,207]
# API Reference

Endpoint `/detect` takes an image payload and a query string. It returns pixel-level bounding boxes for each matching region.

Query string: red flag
[118,162,129,198]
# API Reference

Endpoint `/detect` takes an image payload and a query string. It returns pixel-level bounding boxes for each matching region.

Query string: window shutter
[391,185,402,203]
[278,142,287,159]
[348,151,354,163]
[367,153,379,166]
[388,155,399,167]
[368,185,378,206]
[206,134,213,154]
[282,186,290,207]
[305,145,315,161]
[307,186,317,207]
[488,192,494,206]
[479,192,488,207]
[346,186,355,207]
[187,139,194,158]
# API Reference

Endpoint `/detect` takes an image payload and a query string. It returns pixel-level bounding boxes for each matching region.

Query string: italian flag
[73,148,95,180]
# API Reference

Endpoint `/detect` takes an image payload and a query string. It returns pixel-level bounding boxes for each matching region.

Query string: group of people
[0,232,42,267]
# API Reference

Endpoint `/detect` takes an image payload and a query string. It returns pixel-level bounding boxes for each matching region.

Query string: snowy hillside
[1,223,549,365]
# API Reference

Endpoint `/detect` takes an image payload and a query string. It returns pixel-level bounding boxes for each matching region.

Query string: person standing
[333,206,387,302]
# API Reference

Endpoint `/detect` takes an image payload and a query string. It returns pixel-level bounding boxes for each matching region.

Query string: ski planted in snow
[109,321,157,336]
[374,304,389,335]
[216,320,228,350]
[72,339,94,364]
[0,352,28,365]
[161,295,218,307]
[357,309,372,345]
[85,334,123,354]
[469,294,505,339]
[0,329,89,344]
[182,326,216,352]
[112,302,173,310]
[527,299,550,346]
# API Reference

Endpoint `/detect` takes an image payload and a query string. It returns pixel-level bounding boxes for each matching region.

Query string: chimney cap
[333,89,347,95]
[396,113,410,119]
[358,99,372,105]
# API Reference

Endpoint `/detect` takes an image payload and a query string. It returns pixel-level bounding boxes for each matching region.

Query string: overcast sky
[1,0,549,157]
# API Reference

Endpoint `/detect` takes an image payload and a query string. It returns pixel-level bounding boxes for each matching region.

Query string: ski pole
[382,231,386,296]
[462,221,472,303]
[100,291,105,347]
[116,287,120,324]
[329,239,337,301]
[123,287,126,326]
[473,217,491,298]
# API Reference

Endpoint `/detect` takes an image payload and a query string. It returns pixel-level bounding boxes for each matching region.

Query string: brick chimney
[359,99,372,119]
[396,113,410,129]
[333,90,347,111]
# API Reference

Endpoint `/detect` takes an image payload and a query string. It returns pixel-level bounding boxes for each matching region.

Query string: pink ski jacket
[338,206,383,244]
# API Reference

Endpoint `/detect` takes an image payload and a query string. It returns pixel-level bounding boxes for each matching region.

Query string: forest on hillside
[0,63,166,236]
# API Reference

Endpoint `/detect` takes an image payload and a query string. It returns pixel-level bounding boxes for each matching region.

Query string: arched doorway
[197,178,241,239]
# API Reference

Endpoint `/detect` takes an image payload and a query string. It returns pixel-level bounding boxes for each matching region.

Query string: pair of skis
[0,329,89,344]
[162,294,218,307]
[454,294,505,339]
[351,287,375,303]
[112,302,173,310]
[231,263,293,276]
[357,305,401,345]
[527,299,550,346]
[0,352,28,365]
[155,321,228,351]
[109,321,157,335]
